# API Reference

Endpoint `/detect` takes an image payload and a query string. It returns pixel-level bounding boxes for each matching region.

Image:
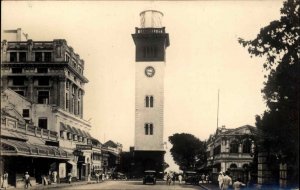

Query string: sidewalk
[3,180,100,190]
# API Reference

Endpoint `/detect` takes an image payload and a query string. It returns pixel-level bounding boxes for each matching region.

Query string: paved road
[58,180,207,190]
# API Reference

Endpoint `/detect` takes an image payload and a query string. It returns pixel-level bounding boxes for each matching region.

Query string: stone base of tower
[132,150,165,179]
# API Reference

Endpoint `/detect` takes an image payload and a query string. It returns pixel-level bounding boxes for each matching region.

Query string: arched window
[150,96,154,107]
[149,124,153,135]
[144,123,154,135]
[144,124,149,135]
[243,139,252,153]
[242,164,249,169]
[230,140,239,153]
[145,96,149,107]
[145,96,154,108]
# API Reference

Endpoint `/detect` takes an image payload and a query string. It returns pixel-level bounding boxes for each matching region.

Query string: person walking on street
[201,173,205,183]
[222,171,232,190]
[178,174,182,184]
[166,173,171,185]
[218,172,224,190]
[232,178,246,190]
[205,174,209,183]
[24,172,31,189]
[172,174,176,185]
[68,172,72,184]
[95,172,100,183]
[2,171,8,190]
[102,173,105,181]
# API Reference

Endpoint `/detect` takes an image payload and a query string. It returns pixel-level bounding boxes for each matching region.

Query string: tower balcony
[135,27,166,34]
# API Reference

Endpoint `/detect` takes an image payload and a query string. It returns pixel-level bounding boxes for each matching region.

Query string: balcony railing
[213,152,252,160]
[135,27,165,34]
[1,118,58,141]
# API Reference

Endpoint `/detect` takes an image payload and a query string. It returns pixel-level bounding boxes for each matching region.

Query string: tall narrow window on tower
[149,123,153,135]
[144,124,148,135]
[143,46,158,58]
[150,96,154,107]
[144,123,154,135]
[145,96,154,107]
[145,96,149,107]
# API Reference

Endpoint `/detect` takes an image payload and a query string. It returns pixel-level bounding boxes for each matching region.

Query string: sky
[2,0,284,171]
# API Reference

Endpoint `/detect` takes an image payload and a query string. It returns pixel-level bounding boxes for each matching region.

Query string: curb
[199,184,211,190]
[11,181,100,190]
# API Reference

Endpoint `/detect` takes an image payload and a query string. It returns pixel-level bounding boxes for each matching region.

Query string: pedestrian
[24,172,31,189]
[222,171,232,190]
[166,173,171,185]
[205,174,209,183]
[67,172,72,184]
[2,171,8,190]
[52,171,57,183]
[0,174,2,188]
[172,174,176,185]
[201,173,205,183]
[178,174,182,184]
[232,178,246,190]
[218,172,224,190]
[102,173,105,181]
[95,172,100,183]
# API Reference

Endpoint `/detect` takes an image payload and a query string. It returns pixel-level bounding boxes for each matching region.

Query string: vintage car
[112,172,127,180]
[143,170,156,184]
[184,171,199,185]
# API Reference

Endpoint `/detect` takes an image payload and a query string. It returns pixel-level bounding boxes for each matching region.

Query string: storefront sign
[76,144,92,150]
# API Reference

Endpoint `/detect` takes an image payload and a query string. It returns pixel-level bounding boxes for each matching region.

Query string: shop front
[1,138,70,188]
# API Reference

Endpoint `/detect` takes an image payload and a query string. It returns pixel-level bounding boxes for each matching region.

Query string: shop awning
[76,128,85,137]
[60,122,68,131]
[66,125,76,134]
[81,130,92,138]
[71,127,80,136]
[1,139,71,159]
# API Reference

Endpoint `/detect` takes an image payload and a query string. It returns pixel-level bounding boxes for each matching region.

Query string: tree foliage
[168,133,206,171]
[238,0,299,186]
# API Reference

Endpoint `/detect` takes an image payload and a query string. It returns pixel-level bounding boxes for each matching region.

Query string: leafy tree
[238,0,299,186]
[168,133,206,171]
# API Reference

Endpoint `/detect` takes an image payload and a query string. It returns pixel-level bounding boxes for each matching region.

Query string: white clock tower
[132,10,170,176]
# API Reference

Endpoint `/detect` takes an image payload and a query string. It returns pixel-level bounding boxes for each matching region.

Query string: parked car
[143,170,156,184]
[184,171,198,185]
[112,172,127,180]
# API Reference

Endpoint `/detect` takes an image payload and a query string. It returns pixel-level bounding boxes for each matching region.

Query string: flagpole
[217,89,220,129]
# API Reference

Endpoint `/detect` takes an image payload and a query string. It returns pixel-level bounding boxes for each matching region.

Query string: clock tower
[132,10,170,177]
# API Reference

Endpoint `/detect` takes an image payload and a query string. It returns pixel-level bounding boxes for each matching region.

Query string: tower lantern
[132,10,170,178]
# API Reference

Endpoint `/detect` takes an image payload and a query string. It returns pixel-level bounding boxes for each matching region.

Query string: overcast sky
[2,0,284,171]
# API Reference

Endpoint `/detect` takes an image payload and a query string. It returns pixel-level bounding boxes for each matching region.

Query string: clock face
[145,66,155,77]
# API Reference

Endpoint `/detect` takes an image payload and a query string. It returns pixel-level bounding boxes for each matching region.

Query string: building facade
[205,125,256,184]
[131,10,170,177]
[0,33,106,187]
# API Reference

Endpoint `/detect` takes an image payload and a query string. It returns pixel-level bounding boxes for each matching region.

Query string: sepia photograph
[1,0,299,189]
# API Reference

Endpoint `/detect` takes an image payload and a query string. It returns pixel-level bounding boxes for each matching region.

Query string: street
[58,180,208,190]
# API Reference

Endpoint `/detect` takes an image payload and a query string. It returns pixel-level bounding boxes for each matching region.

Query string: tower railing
[135,27,165,34]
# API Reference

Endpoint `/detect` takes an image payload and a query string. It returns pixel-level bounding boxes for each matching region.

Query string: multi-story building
[204,125,256,183]
[0,31,101,186]
[103,140,122,175]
